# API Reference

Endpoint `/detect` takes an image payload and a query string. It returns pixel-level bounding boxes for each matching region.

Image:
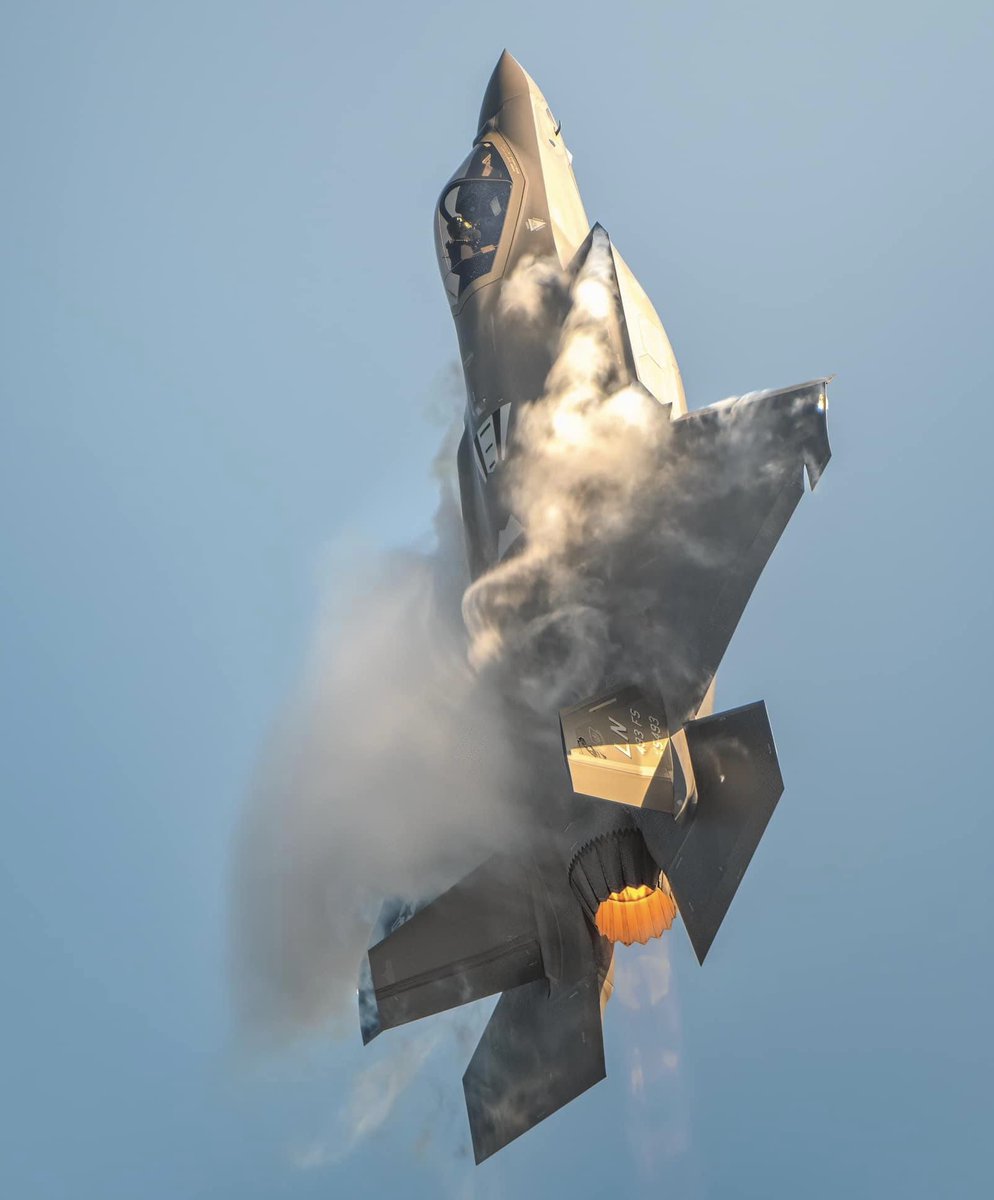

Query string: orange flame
[595,882,677,946]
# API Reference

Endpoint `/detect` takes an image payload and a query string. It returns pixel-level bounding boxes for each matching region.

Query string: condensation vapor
[232,234,783,1163]
[465,235,666,718]
[288,1004,495,1175]
[231,438,515,1042]
[465,230,816,742]
[230,239,661,1044]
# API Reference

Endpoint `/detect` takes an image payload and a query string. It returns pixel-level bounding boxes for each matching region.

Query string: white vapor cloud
[289,1032,439,1169]
[231,483,515,1040]
[230,233,798,1166]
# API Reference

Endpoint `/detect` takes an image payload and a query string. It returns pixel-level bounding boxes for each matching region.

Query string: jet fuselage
[437,51,686,579]
[361,51,832,1164]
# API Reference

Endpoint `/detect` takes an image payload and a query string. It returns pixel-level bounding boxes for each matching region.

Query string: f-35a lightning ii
[359,51,831,1164]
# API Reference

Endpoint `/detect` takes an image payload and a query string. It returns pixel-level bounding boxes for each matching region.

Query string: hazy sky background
[2,2,992,1196]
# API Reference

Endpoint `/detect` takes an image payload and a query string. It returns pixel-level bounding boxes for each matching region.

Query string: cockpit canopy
[436,141,514,306]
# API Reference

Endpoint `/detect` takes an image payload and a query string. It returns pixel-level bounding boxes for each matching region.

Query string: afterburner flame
[595,881,677,946]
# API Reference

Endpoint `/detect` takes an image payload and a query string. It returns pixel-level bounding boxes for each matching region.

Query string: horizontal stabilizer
[368,856,544,1033]
[463,974,605,1163]
[668,702,784,964]
[358,897,424,1044]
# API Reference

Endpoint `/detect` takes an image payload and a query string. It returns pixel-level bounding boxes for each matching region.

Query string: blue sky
[2,2,992,1196]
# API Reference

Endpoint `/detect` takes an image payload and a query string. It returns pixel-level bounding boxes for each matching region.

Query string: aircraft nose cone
[478,50,530,131]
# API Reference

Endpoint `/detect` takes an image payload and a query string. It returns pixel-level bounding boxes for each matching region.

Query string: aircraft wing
[630,379,831,728]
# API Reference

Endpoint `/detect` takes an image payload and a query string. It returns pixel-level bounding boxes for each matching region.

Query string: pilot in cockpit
[446,204,497,273]
[446,211,479,256]
[439,153,510,290]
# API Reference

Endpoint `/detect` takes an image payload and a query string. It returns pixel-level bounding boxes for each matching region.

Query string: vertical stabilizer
[667,702,784,963]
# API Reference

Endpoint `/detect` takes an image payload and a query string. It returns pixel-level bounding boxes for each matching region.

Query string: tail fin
[667,701,784,963]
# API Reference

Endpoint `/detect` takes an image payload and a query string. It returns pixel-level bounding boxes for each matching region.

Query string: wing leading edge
[563,226,830,728]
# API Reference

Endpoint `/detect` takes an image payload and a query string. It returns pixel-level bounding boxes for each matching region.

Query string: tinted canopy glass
[437,143,512,303]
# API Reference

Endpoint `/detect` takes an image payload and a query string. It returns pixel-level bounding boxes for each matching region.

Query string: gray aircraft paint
[362,51,831,1164]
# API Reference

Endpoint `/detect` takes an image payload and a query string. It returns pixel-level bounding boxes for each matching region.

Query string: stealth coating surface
[463,975,606,1163]
[669,702,785,963]
[359,49,832,1163]
[621,379,830,730]
[369,857,544,1031]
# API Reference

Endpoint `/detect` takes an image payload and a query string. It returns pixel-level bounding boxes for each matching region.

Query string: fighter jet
[359,51,831,1163]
